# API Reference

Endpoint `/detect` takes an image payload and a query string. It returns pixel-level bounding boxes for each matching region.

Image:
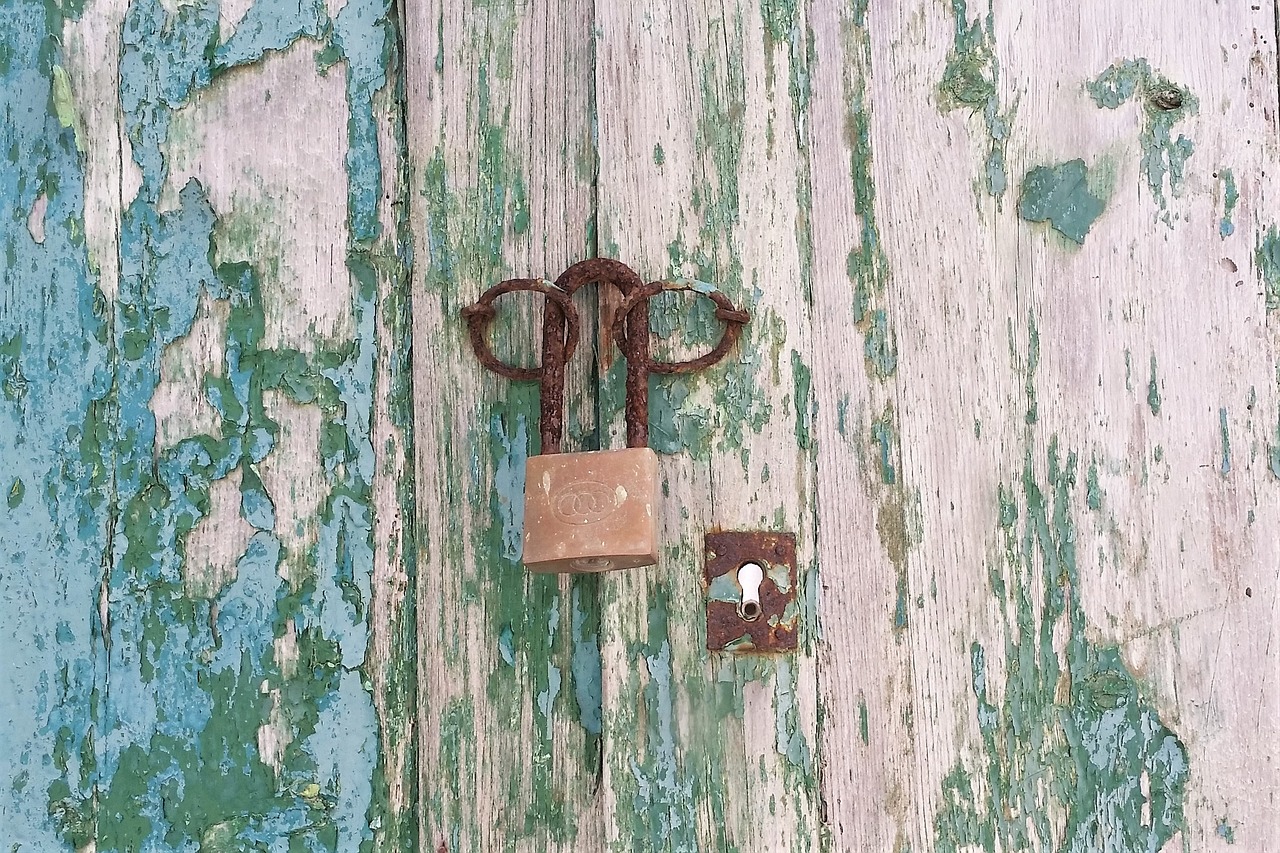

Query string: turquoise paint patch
[1219,408,1231,476]
[569,581,602,736]
[536,597,562,724]
[1018,159,1106,244]
[627,592,698,852]
[213,0,326,72]
[1217,818,1236,844]
[498,624,515,666]
[1257,226,1280,312]
[1219,169,1238,238]
[773,658,812,770]
[933,442,1189,852]
[489,410,528,561]
[707,573,741,602]
[1087,59,1198,219]
[24,0,409,846]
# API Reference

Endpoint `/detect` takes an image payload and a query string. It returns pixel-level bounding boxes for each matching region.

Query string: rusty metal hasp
[462,259,750,575]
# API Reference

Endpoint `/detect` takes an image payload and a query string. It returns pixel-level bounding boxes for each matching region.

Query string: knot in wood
[1149,86,1183,110]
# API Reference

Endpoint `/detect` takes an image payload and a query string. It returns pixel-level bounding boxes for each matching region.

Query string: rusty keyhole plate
[704,531,798,652]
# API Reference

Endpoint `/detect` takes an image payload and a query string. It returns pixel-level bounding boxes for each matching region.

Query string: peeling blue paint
[569,582,602,736]
[490,411,529,561]
[0,0,409,846]
[628,593,698,852]
[2,2,107,846]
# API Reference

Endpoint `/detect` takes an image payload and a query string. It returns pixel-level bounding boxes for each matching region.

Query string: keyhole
[737,562,764,621]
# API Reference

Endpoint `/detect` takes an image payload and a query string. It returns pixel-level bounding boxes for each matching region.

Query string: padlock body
[522,447,659,573]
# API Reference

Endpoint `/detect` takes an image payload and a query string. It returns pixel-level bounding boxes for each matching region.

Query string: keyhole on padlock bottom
[737,562,764,621]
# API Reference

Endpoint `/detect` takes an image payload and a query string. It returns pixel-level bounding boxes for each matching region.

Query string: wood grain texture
[403,0,603,850]
[593,1,822,850]
[812,0,1280,849]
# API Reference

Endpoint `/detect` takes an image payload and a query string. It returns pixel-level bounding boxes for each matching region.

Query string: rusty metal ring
[461,278,580,382]
[611,281,750,375]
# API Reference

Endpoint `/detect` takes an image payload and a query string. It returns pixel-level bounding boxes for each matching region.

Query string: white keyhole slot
[737,562,764,621]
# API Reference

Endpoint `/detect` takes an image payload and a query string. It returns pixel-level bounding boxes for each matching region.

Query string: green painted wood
[6,0,1280,850]
[3,0,416,849]
[593,3,823,850]
[404,1,604,850]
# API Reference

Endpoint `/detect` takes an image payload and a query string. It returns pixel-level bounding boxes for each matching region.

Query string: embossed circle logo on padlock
[551,480,623,524]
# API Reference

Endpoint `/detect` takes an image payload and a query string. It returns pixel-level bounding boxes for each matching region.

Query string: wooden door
[4,0,1277,850]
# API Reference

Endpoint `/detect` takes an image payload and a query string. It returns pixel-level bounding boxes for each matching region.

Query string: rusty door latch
[461,258,750,574]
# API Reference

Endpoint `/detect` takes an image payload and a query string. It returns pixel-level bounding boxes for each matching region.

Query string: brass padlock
[522,260,658,573]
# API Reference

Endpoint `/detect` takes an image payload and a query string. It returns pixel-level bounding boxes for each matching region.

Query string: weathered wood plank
[3,0,415,848]
[594,2,822,849]
[811,0,1280,849]
[404,0,603,850]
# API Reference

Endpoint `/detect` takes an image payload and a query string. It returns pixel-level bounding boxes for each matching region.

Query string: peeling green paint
[877,491,913,639]
[774,658,813,770]
[1219,169,1238,238]
[619,589,700,853]
[1087,59,1197,219]
[50,64,86,153]
[936,0,1012,198]
[1271,366,1280,480]
[1024,314,1040,425]
[2,0,416,847]
[1085,459,1102,511]
[871,406,896,485]
[839,13,897,381]
[791,350,813,449]
[1147,355,1162,416]
[1256,226,1280,312]
[934,441,1189,852]
[1018,159,1107,244]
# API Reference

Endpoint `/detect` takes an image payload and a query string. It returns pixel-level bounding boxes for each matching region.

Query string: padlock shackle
[461,278,580,454]
[550,259,651,450]
[611,280,751,374]
[463,264,751,459]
